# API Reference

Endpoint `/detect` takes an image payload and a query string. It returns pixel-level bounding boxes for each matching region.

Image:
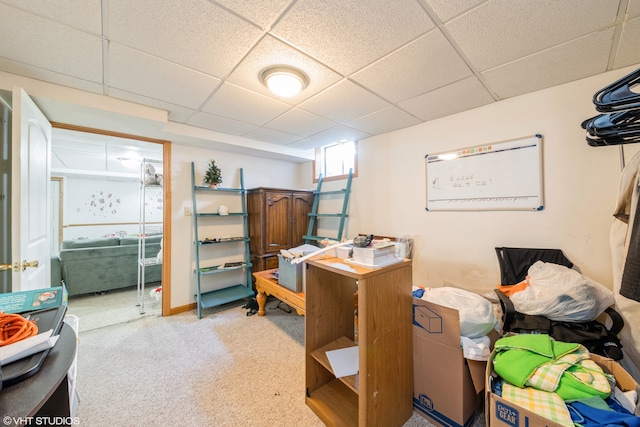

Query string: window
[314,140,357,182]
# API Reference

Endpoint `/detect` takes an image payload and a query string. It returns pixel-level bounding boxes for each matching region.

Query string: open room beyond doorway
[51,125,168,330]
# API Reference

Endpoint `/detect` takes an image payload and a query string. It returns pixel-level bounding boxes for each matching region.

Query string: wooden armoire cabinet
[247,188,316,273]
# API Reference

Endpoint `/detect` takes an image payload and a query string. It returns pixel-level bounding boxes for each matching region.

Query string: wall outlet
[184,206,192,216]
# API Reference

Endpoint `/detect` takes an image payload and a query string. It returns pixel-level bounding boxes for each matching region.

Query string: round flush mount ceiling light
[260,66,309,98]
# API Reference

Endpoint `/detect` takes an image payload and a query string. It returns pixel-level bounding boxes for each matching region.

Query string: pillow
[61,237,120,249]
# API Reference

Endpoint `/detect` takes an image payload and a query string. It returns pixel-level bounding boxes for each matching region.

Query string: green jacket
[493,334,612,401]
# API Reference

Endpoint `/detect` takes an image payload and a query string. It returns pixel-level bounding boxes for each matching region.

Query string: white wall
[297,64,640,298]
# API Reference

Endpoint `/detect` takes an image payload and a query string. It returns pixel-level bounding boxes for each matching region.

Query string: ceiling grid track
[101,0,110,96]
[607,0,631,70]
[416,0,500,101]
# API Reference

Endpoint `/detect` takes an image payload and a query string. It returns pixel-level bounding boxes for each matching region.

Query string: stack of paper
[351,244,397,265]
[326,345,359,378]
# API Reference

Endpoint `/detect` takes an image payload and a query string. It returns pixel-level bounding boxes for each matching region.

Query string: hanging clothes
[621,195,640,301]
[611,150,640,381]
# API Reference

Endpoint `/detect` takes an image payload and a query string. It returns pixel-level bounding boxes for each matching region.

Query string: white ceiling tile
[0,58,104,95]
[614,16,640,68]
[399,76,494,122]
[352,29,472,103]
[107,88,196,123]
[271,0,435,75]
[108,0,263,77]
[187,111,259,136]
[2,0,102,33]
[483,29,614,99]
[243,127,301,145]
[0,4,103,82]
[201,82,291,125]
[300,80,390,123]
[348,106,422,135]
[629,0,640,18]
[292,125,372,150]
[424,0,486,22]
[446,0,620,71]
[265,108,335,137]
[226,35,342,103]
[215,0,293,29]
[109,44,221,109]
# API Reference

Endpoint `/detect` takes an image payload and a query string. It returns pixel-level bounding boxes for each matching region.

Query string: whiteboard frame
[425,134,544,211]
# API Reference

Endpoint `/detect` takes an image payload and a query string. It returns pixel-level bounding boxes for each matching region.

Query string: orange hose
[0,312,38,346]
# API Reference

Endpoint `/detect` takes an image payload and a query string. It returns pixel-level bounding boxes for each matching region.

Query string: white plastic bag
[419,287,497,338]
[509,261,615,322]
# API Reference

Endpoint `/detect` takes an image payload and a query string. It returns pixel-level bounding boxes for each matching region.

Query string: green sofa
[53,235,162,296]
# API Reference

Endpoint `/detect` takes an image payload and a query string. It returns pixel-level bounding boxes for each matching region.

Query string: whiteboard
[425,135,543,211]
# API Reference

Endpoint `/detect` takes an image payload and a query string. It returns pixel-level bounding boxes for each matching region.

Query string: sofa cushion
[120,235,162,246]
[61,237,120,249]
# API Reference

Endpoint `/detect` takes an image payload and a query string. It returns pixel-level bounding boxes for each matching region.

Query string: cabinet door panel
[291,192,315,247]
[264,192,292,253]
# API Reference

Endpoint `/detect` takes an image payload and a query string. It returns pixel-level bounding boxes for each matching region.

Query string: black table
[0,324,77,426]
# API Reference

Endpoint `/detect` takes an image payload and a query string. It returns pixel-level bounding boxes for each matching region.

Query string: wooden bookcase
[305,257,413,426]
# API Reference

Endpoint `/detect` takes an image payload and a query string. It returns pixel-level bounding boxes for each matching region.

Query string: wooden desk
[252,269,305,316]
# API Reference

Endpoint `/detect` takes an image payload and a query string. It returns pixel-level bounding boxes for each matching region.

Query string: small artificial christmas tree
[204,160,222,187]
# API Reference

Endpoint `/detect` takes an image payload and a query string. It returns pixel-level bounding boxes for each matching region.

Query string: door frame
[51,122,172,317]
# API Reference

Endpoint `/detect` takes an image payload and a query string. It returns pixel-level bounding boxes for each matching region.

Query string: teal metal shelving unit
[303,168,353,243]
[191,162,253,319]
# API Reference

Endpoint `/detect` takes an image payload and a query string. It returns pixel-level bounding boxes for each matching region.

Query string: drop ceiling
[51,128,163,180]
[1,0,639,159]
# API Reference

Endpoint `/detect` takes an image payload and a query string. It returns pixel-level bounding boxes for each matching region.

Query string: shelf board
[306,379,358,426]
[315,189,347,195]
[194,185,244,193]
[308,213,348,218]
[138,258,162,266]
[310,336,358,393]
[196,212,246,218]
[197,284,254,309]
[198,262,252,275]
[199,237,248,245]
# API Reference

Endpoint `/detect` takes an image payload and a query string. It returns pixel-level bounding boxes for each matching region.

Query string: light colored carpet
[67,285,161,333]
[70,292,483,427]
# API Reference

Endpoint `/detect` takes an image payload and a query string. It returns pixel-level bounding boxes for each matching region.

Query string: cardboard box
[413,298,488,427]
[277,255,303,292]
[485,351,640,427]
[0,285,68,314]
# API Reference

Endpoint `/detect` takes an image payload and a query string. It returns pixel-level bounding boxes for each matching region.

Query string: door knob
[21,260,39,271]
[0,262,19,272]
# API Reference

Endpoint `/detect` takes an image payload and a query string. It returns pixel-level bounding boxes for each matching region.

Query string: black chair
[494,247,624,360]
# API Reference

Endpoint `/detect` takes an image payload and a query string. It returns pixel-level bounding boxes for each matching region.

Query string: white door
[11,87,52,291]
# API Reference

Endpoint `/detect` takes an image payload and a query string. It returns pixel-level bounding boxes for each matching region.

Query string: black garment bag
[494,247,625,360]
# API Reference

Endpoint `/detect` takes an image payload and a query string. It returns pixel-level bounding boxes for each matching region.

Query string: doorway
[51,124,169,331]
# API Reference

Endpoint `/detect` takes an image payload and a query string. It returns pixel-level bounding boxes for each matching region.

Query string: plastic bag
[396,234,413,259]
[418,286,497,338]
[509,261,614,322]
